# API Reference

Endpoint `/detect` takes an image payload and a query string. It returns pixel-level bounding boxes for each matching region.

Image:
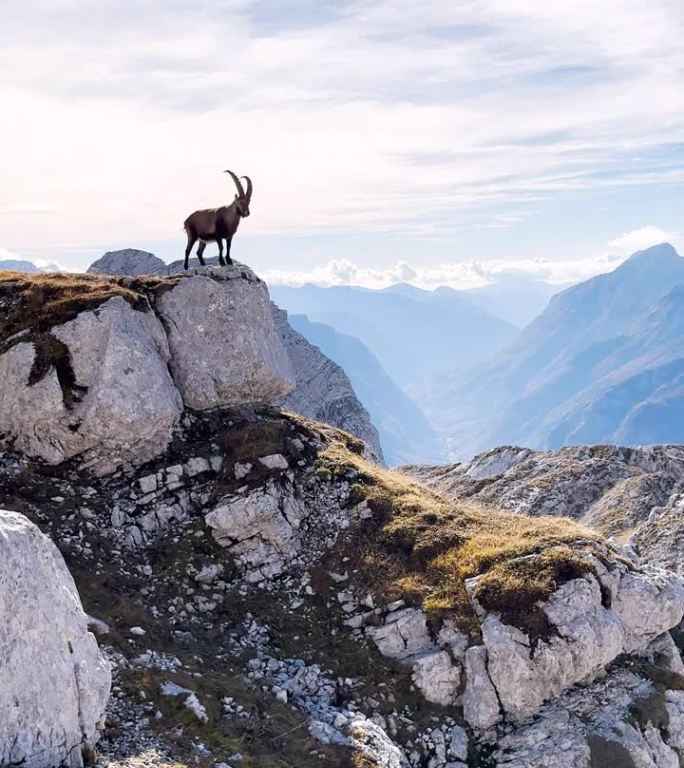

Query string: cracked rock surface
[0,509,111,768]
[0,267,294,474]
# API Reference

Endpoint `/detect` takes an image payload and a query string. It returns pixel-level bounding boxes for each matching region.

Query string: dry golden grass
[0,270,153,344]
[319,441,607,633]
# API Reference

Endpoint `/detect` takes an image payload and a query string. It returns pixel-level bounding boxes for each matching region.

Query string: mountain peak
[623,241,680,268]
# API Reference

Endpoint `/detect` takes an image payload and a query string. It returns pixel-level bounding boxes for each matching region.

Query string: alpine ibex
[183,170,252,270]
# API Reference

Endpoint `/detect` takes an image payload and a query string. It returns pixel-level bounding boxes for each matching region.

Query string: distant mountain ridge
[0,259,42,273]
[434,243,684,457]
[269,283,518,395]
[273,306,384,461]
[286,313,444,466]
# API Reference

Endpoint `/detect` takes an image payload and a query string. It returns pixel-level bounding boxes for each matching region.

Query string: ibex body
[183,170,252,270]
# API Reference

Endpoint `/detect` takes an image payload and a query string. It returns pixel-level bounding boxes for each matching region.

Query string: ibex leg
[184,232,197,271]
[196,241,207,266]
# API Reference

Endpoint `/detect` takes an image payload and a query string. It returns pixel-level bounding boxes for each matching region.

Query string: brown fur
[183,170,252,269]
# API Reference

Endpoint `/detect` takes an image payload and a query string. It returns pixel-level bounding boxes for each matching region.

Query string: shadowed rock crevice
[28,333,88,410]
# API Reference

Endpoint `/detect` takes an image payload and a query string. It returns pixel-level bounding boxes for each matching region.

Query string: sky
[2,0,684,287]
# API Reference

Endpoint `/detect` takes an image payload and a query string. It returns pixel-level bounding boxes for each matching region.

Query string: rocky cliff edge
[0,267,294,474]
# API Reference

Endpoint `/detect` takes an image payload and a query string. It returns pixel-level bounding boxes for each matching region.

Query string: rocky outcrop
[0,296,182,474]
[358,562,684,730]
[2,401,684,768]
[493,666,684,768]
[406,444,684,536]
[273,304,384,459]
[87,248,168,276]
[157,270,293,410]
[632,493,684,573]
[0,509,110,767]
[0,267,294,473]
[206,476,308,582]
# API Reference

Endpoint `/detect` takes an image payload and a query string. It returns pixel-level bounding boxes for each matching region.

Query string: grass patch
[318,442,608,635]
[0,271,183,401]
[0,271,153,345]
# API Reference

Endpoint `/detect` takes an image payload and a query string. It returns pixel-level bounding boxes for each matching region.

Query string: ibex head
[225,170,252,218]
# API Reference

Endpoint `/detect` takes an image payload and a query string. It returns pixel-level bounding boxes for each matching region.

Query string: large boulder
[480,568,684,724]
[87,248,168,276]
[0,296,183,474]
[0,510,111,767]
[0,267,296,473]
[157,267,294,410]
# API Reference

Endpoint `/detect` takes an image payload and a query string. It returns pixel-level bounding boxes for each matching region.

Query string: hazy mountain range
[269,283,518,396]
[286,314,443,466]
[431,243,684,458]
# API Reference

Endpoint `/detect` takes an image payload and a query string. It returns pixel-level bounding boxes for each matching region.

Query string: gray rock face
[157,268,294,410]
[0,296,183,474]
[493,666,682,768]
[463,645,501,730]
[406,444,684,536]
[273,304,383,460]
[362,566,684,731]
[480,569,684,724]
[632,493,684,572]
[410,651,460,706]
[0,267,295,473]
[205,478,307,582]
[87,248,168,276]
[348,717,410,767]
[367,607,433,661]
[0,509,111,767]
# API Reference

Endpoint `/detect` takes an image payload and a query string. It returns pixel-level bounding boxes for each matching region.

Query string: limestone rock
[273,304,383,460]
[612,569,684,651]
[157,267,294,410]
[494,709,590,768]
[410,650,460,706]
[367,608,434,661]
[665,690,684,751]
[347,717,410,768]
[481,571,684,722]
[205,478,307,582]
[462,645,501,730]
[463,446,533,480]
[87,248,168,276]
[0,510,110,767]
[633,494,684,572]
[0,296,182,474]
[407,445,684,536]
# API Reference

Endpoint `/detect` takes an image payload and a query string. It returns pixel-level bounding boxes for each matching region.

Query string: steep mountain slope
[269,283,517,393]
[286,313,443,465]
[435,243,684,456]
[272,305,384,461]
[405,443,684,537]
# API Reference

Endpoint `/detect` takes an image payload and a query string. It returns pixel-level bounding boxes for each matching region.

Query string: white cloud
[1,0,683,264]
[0,245,22,261]
[608,225,682,255]
[260,227,679,289]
